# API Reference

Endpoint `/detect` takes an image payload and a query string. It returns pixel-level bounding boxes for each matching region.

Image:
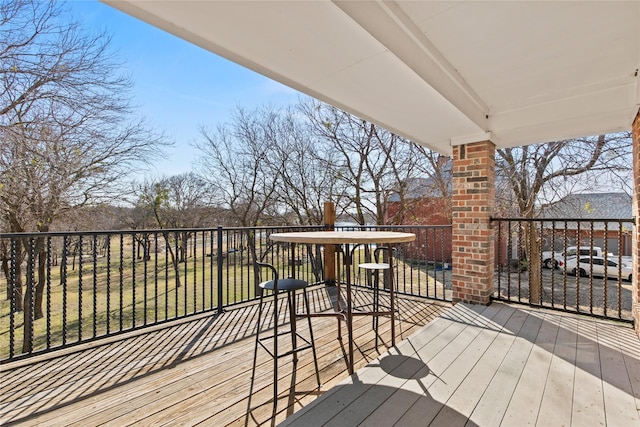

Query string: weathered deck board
[501,309,559,426]
[281,302,640,427]
[0,285,450,426]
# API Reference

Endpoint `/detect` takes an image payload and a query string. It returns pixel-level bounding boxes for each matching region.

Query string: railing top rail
[336,224,452,230]
[491,217,635,224]
[0,225,326,239]
[0,224,457,239]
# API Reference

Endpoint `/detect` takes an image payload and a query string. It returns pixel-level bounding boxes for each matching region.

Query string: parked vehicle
[563,256,633,281]
[542,246,608,269]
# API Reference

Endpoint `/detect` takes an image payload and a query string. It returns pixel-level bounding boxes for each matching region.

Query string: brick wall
[632,111,640,335]
[452,140,495,304]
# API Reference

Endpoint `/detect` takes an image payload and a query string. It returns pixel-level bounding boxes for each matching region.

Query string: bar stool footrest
[257,331,315,359]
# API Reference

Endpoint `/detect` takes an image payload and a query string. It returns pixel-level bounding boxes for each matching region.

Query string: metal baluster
[154,233,158,323]
[575,221,581,313]
[201,230,205,312]
[550,221,556,308]
[132,234,136,328]
[46,237,52,349]
[143,233,148,325]
[62,236,68,345]
[617,221,623,319]
[119,234,124,331]
[562,222,568,310]
[93,235,98,338]
[439,226,445,298]
[589,221,594,314]
[78,235,83,341]
[9,240,16,358]
[527,221,532,305]
[517,221,523,302]
[603,222,609,318]
[106,235,111,334]
[506,220,512,300]
[175,231,179,319]
[26,238,36,353]
[193,232,197,313]
[183,232,187,315]
[210,229,215,311]
[496,220,502,298]
[217,227,223,313]
[539,220,544,305]
[162,233,170,320]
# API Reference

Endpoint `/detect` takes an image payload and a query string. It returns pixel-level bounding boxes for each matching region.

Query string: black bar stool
[251,262,321,408]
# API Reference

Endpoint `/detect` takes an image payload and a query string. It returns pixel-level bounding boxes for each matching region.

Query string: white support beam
[333,0,488,131]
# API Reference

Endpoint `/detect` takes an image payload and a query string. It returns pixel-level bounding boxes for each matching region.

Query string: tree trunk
[307,243,323,283]
[9,239,24,312]
[179,232,188,262]
[34,236,47,319]
[2,255,9,300]
[163,232,182,288]
[246,230,261,296]
[527,222,542,304]
[22,237,43,353]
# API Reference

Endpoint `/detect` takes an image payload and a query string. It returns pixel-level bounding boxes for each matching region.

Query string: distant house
[386,163,452,263]
[386,157,452,225]
[539,192,633,256]
[386,178,450,226]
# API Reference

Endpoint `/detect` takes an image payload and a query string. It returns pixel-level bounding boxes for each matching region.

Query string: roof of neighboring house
[389,160,452,203]
[540,192,632,219]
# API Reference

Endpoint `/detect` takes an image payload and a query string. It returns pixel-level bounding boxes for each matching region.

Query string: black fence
[336,224,452,300]
[492,217,635,322]
[1,224,453,362]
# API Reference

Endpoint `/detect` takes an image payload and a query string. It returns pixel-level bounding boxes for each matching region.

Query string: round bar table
[270,230,416,374]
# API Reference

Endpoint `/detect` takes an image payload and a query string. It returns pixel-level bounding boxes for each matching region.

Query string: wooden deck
[280,302,640,427]
[0,284,450,426]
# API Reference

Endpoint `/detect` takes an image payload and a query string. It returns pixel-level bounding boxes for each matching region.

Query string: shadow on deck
[0,284,450,426]
[280,302,640,426]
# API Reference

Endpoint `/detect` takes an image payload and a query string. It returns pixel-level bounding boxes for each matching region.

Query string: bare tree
[299,99,429,226]
[267,104,348,225]
[0,0,169,352]
[256,104,349,281]
[196,106,283,227]
[195,106,285,291]
[134,173,212,285]
[497,134,632,218]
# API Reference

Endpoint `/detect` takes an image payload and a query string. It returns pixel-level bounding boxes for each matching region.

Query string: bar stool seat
[259,277,309,291]
[249,262,321,409]
[358,262,390,270]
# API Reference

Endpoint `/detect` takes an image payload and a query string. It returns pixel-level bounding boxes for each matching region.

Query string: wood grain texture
[0,287,447,427]
[283,303,640,427]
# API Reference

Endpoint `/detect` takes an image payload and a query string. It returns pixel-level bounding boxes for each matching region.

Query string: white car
[542,246,608,269]
[563,256,633,281]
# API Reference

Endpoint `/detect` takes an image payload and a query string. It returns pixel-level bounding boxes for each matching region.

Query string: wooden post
[324,202,336,284]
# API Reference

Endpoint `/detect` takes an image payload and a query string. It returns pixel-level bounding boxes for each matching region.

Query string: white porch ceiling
[103,1,640,155]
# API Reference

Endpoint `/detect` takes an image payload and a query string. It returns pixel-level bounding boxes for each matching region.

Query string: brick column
[632,111,640,336]
[452,140,495,305]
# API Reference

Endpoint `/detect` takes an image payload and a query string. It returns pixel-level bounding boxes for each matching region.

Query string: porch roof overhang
[103,1,640,155]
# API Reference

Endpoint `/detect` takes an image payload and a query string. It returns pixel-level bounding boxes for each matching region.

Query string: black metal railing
[335,224,452,301]
[0,225,323,362]
[492,217,635,322]
[1,224,453,362]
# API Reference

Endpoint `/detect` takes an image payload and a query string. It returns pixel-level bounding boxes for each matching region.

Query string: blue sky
[69,0,302,177]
